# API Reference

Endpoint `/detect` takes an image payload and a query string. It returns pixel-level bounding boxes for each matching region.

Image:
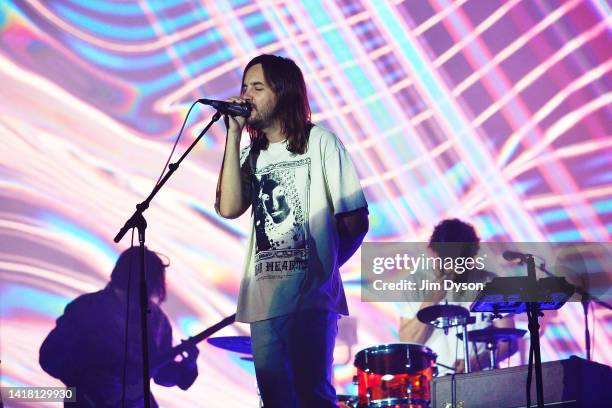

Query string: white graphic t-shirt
[233,125,367,323]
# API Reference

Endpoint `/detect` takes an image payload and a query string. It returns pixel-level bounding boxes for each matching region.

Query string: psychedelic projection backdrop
[1,1,611,406]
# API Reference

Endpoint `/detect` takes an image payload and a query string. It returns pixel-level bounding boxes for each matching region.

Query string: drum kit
[207,305,526,408]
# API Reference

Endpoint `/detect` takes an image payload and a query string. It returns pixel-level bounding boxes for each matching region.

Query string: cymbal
[207,336,252,354]
[417,304,473,329]
[457,327,527,343]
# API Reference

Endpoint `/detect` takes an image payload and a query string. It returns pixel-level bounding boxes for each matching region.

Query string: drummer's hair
[428,218,480,258]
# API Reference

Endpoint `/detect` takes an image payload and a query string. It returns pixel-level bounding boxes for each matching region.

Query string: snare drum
[354,343,436,408]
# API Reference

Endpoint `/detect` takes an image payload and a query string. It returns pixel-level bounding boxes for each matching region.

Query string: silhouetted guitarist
[39,247,199,407]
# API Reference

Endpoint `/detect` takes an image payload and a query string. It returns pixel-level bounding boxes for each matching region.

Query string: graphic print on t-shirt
[253,158,310,281]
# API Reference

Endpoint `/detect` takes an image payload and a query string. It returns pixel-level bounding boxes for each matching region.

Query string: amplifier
[431,356,611,408]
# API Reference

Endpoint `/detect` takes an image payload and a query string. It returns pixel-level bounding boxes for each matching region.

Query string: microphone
[198,99,251,117]
[503,250,530,262]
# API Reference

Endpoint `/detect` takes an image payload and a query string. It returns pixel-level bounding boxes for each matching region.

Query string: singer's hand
[224,96,248,136]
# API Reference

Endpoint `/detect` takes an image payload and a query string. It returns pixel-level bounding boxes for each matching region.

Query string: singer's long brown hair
[242,54,312,154]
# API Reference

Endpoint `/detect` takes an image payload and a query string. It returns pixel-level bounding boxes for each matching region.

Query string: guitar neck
[153,313,236,371]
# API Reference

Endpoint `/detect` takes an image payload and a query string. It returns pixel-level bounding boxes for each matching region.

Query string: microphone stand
[525,255,544,408]
[537,262,612,361]
[113,111,222,408]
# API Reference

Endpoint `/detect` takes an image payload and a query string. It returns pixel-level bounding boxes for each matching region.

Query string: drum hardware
[336,394,358,408]
[442,402,464,408]
[416,304,472,332]
[433,362,454,372]
[417,304,475,373]
[366,397,430,407]
[485,341,497,370]
[456,327,526,369]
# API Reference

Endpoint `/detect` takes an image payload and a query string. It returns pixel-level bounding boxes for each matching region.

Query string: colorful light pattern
[0,1,610,406]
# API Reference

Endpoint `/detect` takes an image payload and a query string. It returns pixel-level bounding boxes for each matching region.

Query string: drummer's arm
[492,314,518,362]
[399,301,438,344]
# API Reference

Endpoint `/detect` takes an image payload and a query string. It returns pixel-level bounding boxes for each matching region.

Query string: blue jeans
[250,310,338,408]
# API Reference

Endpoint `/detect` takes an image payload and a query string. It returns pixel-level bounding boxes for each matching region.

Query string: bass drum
[354,343,437,408]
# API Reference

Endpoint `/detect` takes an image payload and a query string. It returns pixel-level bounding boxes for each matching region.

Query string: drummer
[398,218,518,373]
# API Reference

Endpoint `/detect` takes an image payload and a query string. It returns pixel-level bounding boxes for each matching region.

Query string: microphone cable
[155,101,200,186]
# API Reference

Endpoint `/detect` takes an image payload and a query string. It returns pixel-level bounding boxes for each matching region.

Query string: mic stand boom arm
[113,111,222,408]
